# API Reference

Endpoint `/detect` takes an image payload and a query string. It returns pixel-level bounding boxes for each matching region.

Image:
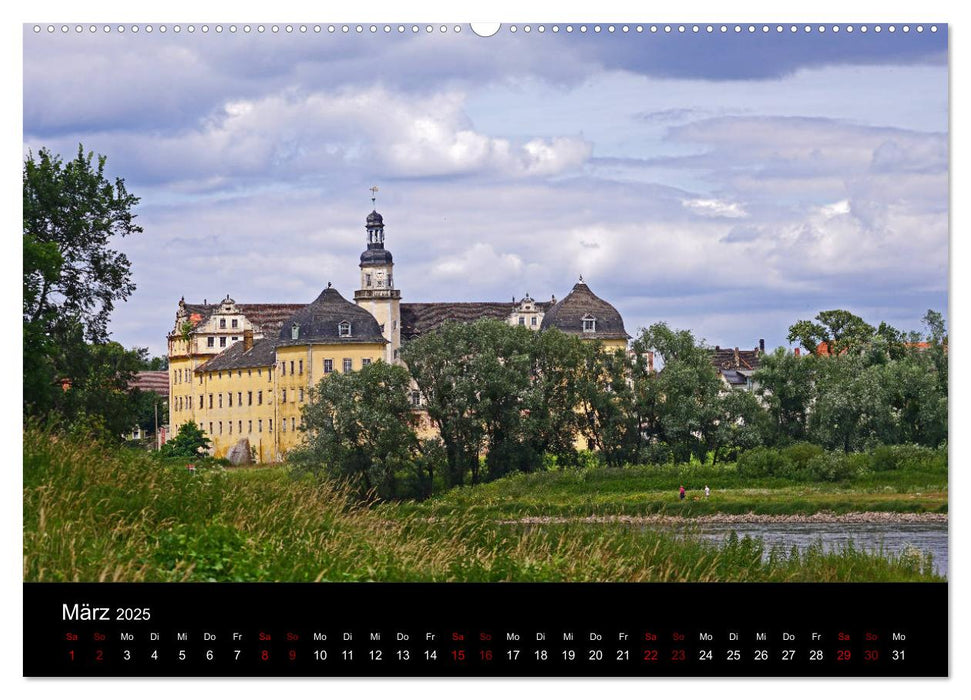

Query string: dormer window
[582,315,597,333]
[339,321,352,337]
[291,323,300,340]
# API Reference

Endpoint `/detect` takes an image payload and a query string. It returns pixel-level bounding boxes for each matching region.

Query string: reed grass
[23,429,942,583]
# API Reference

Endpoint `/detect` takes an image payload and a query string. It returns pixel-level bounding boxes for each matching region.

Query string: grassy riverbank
[389,460,948,520]
[23,430,943,583]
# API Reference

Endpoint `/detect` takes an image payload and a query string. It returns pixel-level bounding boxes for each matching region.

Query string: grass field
[389,462,948,519]
[23,429,944,583]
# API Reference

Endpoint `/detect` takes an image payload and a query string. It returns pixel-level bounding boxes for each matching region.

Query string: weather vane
[370,184,379,207]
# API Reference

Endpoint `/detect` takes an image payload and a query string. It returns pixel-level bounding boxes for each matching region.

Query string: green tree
[23,145,142,430]
[631,323,723,463]
[574,342,639,467]
[787,309,875,356]
[292,361,419,499]
[753,347,817,444]
[161,421,212,458]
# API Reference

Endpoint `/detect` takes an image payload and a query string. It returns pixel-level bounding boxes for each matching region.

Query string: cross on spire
[369,184,379,207]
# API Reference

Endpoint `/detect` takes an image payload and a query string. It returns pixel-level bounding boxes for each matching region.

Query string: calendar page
[22,18,948,678]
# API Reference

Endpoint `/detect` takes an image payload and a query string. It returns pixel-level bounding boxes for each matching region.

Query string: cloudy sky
[23,23,948,356]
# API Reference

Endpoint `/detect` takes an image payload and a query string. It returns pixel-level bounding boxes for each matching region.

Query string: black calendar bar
[24,582,947,677]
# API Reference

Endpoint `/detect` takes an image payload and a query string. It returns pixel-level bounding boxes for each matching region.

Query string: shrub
[804,452,856,482]
[871,444,946,472]
[736,447,793,478]
[782,442,825,469]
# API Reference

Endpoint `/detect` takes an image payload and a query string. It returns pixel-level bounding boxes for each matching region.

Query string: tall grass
[23,428,941,583]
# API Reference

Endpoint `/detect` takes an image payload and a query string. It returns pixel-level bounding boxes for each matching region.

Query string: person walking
[679,485,686,501]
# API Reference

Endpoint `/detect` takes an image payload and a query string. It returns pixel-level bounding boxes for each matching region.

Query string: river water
[684,522,948,576]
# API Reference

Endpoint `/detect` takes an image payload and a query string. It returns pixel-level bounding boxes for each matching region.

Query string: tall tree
[293,361,419,499]
[23,145,142,429]
[787,309,875,356]
[753,347,817,444]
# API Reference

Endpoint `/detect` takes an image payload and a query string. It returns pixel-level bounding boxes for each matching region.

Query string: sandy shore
[500,511,947,525]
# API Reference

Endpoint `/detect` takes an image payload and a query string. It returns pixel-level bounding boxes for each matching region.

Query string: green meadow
[23,429,943,583]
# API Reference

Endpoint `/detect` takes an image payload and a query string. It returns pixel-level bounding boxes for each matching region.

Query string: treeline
[291,309,947,500]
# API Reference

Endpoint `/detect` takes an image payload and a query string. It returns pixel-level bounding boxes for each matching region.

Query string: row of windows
[206,335,241,348]
[517,316,539,327]
[203,417,300,436]
[179,357,374,390]
[217,318,240,330]
[174,387,310,413]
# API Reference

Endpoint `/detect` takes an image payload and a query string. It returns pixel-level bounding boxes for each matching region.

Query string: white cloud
[682,198,748,218]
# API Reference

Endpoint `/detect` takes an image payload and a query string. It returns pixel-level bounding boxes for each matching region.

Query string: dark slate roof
[367,209,383,225]
[720,369,751,386]
[400,301,553,341]
[360,248,393,266]
[178,302,306,337]
[197,337,279,372]
[130,371,169,397]
[539,282,630,340]
[278,287,387,345]
[711,346,762,372]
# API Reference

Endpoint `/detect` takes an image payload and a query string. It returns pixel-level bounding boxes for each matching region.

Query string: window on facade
[248,420,252,433]
[220,337,227,347]
[207,337,215,347]
[282,419,287,432]
[231,319,238,329]
[362,358,371,366]
[411,391,421,408]
[268,369,272,382]
[324,359,333,374]
[248,392,252,406]
[394,349,400,359]
[258,419,263,433]
[218,394,223,408]
[582,316,597,333]
[339,321,351,337]
[200,394,204,407]
[258,369,261,377]
[365,273,372,287]
[291,417,296,432]
[219,421,223,435]
[519,317,525,325]
[282,361,286,376]
[531,317,537,326]
[269,419,273,432]
[290,361,294,375]
[291,324,300,340]
[209,422,213,435]
[208,394,213,409]
[258,391,263,405]
[228,393,233,407]
[219,319,226,329]
[298,360,303,375]
[238,420,242,433]
[199,374,203,384]
[343,358,353,373]
[237,392,242,406]
[282,389,287,404]
[232,337,238,342]
[229,422,233,434]
[299,388,304,402]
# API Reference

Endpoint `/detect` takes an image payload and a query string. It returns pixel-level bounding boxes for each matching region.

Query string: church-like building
[166,204,629,462]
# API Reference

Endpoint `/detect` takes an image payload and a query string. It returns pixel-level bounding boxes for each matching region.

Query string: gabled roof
[711,346,762,372]
[178,302,306,337]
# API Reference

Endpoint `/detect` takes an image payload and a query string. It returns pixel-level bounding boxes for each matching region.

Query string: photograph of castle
[24,23,947,584]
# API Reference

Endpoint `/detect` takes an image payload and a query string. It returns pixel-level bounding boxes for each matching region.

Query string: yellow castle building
[167,203,629,462]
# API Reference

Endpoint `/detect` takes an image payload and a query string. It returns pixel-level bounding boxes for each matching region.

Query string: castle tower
[354,188,401,363]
